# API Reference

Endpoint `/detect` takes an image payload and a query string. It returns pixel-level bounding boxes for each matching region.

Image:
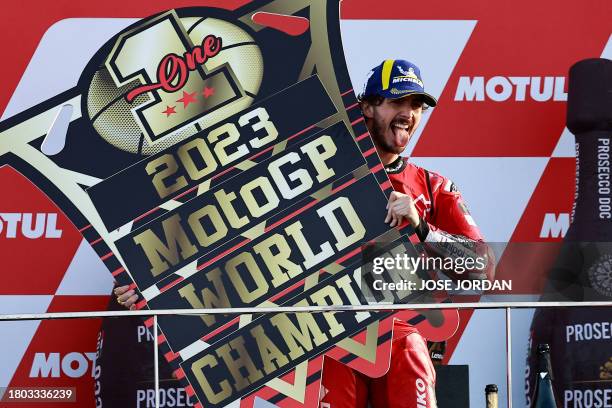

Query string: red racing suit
[388,157,493,281]
[319,320,437,408]
[319,158,492,408]
[387,157,482,243]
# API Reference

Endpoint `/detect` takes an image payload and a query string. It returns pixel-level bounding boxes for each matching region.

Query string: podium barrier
[1,300,610,408]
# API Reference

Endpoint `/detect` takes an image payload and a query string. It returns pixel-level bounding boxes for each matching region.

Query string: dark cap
[360,59,437,107]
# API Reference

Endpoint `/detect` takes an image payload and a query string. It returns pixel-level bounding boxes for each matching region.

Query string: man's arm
[386,188,495,281]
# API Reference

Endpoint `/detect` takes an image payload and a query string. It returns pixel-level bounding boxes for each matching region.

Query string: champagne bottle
[532,344,558,408]
[485,384,498,408]
[544,58,612,301]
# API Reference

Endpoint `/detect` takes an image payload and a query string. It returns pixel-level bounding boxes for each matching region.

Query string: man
[361,59,483,246]
[115,59,490,407]
[115,60,487,305]
[318,59,490,408]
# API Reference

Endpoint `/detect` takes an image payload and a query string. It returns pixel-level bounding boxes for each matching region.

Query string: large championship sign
[0,1,459,406]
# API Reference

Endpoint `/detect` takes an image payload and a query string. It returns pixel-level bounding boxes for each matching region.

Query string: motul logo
[29,352,96,378]
[0,213,62,239]
[454,76,567,102]
[539,213,569,238]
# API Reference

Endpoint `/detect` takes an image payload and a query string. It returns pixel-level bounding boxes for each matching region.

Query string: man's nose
[397,108,414,121]
[399,101,416,117]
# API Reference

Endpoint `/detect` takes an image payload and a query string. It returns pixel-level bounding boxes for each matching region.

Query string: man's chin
[380,145,405,155]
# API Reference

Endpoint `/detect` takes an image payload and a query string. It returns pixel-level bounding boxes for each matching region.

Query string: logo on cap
[393,65,424,87]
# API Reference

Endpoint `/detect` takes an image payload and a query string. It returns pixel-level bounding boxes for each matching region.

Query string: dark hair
[358,93,430,111]
[357,94,385,106]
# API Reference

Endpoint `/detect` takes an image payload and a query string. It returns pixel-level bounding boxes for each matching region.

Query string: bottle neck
[485,392,498,408]
[569,130,612,240]
[537,351,553,375]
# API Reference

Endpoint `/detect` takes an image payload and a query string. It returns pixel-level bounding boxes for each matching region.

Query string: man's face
[362,95,425,155]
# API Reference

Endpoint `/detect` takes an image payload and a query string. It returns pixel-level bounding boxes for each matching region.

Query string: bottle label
[596,138,611,219]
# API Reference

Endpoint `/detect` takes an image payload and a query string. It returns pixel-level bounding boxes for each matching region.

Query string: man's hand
[385,191,421,228]
[114,285,138,310]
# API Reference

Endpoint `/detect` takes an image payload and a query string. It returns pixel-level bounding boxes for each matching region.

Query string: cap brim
[386,90,437,107]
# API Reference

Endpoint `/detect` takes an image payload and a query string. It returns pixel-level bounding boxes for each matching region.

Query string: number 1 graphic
[105,11,243,143]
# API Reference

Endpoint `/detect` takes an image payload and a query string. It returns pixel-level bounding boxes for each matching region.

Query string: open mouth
[390,121,411,147]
